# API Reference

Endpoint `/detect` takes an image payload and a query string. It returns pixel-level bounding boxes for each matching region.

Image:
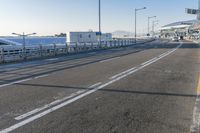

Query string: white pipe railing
[0,38,154,63]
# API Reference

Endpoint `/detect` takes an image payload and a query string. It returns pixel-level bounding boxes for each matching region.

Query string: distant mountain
[112,30,134,38]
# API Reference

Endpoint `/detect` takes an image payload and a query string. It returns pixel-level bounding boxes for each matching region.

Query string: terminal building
[67,31,112,43]
[160,0,200,39]
[159,20,199,38]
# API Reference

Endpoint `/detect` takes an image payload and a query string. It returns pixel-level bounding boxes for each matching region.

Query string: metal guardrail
[0,39,154,63]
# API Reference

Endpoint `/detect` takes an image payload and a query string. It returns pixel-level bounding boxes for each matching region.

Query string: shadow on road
[16,83,197,98]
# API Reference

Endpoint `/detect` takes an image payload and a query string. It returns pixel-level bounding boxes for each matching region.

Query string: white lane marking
[141,57,158,66]
[89,82,102,88]
[110,44,182,80]
[100,57,120,63]
[0,44,182,133]
[46,58,59,61]
[0,74,51,89]
[14,82,102,121]
[34,74,49,79]
[0,78,32,88]
[109,67,136,80]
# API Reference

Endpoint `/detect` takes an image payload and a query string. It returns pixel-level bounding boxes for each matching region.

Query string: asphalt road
[0,39,199,133]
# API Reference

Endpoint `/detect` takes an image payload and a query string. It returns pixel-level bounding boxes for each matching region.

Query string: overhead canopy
[160,20,198,31]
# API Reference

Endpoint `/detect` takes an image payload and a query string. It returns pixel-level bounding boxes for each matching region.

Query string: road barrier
[0,38,154,63]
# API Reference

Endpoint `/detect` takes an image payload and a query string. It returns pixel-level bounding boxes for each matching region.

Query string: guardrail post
[54,43,57,56]
[75,42,78,53]
[0,48,4,63]
[90,43,93,50]
[22,45,26,60]
[84,43,87,51]
[66,42,69,54]
[40,44,43,57]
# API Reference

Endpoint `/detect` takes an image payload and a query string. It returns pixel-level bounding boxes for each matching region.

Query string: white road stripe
[14,82,102,121]
[0,78,32,88]
[46,58,59,61]
[0,43,182,133]
[0,74,50,89]
[100,57,120,63]
[89,82,102,88]
[109,67,136,80]
[141,57,158,66]
[34,74,49,79]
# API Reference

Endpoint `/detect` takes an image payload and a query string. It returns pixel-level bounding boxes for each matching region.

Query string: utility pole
[148,16,156,36]
[198,0,200,20]
[135,7,146,44]
[99,0,102,47]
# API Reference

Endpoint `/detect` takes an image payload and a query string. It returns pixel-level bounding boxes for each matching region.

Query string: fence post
[54,43,57,56]
[84,43,87,51]
[66,42,69,54]
[91,43,93,50]
[40,44,43,57]
[75,42,78,53]
[0,48,4,63]
[22,45,26,60]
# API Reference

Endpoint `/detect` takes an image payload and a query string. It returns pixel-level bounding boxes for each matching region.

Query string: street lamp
[148,16,156,36]
[12,32,36,59]
[152,20,159,37]
[98,0,102,47]
[135,7,147,43]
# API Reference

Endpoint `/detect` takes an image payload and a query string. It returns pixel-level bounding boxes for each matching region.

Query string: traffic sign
[186,8,200,15]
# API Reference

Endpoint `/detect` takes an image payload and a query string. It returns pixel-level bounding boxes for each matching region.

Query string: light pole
[12,32,36,59]
[152,20,159,37]
[98,0,102,47]
[148,16,156,36]
[135,7,146,44]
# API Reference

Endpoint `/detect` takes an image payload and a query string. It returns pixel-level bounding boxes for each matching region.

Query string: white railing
[0,38,154,63]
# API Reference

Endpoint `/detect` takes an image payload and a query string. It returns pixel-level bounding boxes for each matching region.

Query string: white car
[172,37,179,42]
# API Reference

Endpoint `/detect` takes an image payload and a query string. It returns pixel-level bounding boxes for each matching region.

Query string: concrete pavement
[0,39,199,133]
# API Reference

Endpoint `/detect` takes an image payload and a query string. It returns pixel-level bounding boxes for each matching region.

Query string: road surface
[0,39,199,133]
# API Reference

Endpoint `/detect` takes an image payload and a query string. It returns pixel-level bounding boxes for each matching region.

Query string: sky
[0,0,199,36]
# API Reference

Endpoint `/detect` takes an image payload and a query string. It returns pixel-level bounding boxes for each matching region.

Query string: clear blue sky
[0,0,198,36]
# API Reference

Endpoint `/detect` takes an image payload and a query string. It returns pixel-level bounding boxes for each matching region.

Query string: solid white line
[141,57,158,66]
[34,74,49,79]
[0,74,50,89]
[100,57,120,63]
[110,67,136,80]
[89,82,102,88]
[0,78,32,88]
[0,44,182,133]
[14,82,102,121]
[46,58,59,61]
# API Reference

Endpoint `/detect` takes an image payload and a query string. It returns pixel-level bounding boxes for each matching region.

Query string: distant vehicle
[172,36,179,42]
[180,36,184,40]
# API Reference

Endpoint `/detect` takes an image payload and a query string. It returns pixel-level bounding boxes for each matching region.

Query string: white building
[67,32,112,43]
